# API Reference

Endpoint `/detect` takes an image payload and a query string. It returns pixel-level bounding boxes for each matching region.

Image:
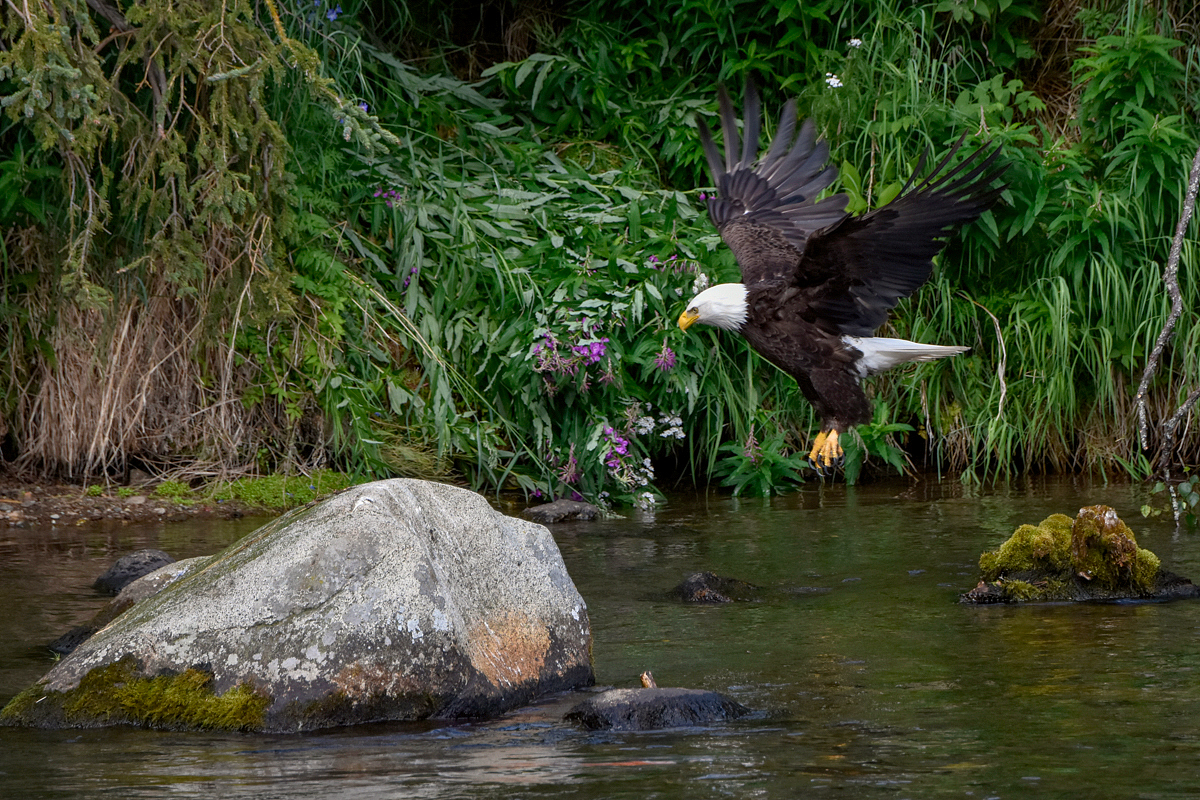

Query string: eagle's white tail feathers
[844,336,969,377]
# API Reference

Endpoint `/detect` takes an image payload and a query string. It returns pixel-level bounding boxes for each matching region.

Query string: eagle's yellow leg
[807,431,829,465]
[807,429,843,474]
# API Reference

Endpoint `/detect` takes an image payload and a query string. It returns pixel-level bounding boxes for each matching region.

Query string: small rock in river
[93,549,176,595]
[670,571,760,603]
[521,499,600,523]
[565,687,751,731]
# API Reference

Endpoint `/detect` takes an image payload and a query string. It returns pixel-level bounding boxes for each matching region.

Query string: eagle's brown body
[678,81,1006,471]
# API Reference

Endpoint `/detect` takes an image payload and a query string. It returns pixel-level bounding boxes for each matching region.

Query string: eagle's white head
[677,283,748,332]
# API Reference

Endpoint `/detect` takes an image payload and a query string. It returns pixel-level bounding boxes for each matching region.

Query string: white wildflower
[825,73,843,89]
[848,38,863,48]
[692,272,711,294]
[636,492,657,510]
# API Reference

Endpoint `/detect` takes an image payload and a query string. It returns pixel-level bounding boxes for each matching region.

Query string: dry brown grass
[8,224,333,482]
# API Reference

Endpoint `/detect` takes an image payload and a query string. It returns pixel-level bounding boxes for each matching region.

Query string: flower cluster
[646,254,681,269]
[653,339,676,372]
[402,266,418,289]
[635,491,657,510]
[307,0,342,22]
[572,338,610,365]
[557,444,579,485]
[628,403,686,441]
[825,73,843,89]
[743,426,761,464]
[848,37,863,48]
[533,331,614,396]
[375,187,403,208]
[532,332,578,377]
[692,272,711,294]
[658,413,685,439]
[602,426,656,488]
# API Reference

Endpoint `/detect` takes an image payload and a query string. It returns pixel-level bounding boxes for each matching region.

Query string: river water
[3,476,1200,799]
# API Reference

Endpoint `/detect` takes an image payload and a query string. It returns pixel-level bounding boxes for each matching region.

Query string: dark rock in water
[521,499,600,523]
[93,549,176,595]
[47,625,95,657]
[50,558,203,655]
[565,687,751,731]
[961,505,1200,604]
[3,480,593,733]
[671,571,760,603]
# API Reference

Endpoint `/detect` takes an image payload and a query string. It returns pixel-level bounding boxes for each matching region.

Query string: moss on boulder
[962,505,1195,604]
[1,657,270,731]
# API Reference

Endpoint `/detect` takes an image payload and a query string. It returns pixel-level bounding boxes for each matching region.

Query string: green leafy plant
[1143,474,1200,527]
[153,481,192,503]
[712,422,808,497]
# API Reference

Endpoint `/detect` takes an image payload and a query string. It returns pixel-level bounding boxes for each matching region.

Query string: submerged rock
[3,479,593,732]
[670,571,761,603]
[521,499,600,523]
[92,548,176,595]
[960,505,1200,604]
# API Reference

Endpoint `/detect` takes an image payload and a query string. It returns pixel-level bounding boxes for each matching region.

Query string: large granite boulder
[2,479,593,732]
[51,557,204,655]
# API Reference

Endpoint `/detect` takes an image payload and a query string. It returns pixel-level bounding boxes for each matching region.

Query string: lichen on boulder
[962,505,1197,604]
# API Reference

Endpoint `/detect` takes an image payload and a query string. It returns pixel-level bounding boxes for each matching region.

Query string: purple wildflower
[359,101,369,112]
[743,426,761,465]
[699,192,707,201]
[653,340,676,371]
[603,426,631,470]
[557,445,580,484]
[326,4,342,20]
[572,337,608,366]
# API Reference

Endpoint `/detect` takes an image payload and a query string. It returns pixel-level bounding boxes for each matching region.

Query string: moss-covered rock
[0,657,270,731]
[962,505,1196,604]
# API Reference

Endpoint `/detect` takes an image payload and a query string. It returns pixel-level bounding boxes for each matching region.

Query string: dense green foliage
[2,0,1198,500]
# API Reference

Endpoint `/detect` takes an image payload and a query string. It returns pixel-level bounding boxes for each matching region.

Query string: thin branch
[960,292,1007,419]
[1135,142,1200,475]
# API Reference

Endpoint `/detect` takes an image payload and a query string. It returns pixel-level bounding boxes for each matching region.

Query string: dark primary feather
[696,82,848,285]
[799,143,1006,335]
[695,81,1007,336]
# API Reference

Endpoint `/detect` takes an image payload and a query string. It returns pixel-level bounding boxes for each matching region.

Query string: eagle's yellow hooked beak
[677,308,700,331]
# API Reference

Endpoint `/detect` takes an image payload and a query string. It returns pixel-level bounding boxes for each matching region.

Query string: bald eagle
[677,82,1005,474]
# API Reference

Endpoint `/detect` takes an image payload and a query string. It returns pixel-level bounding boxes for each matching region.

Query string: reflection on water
[4,476,1200,798]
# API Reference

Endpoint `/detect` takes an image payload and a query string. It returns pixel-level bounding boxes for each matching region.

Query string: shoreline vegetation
[0,470,360,527]
[2,0,1198,506]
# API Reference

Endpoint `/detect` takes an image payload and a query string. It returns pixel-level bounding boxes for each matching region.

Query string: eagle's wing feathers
[800,143,1006,336]
[697,82,848,285]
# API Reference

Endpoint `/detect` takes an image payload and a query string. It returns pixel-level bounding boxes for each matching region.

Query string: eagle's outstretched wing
[696,82,849,285]
[696,81,1006,336]
[798,142,1006,336]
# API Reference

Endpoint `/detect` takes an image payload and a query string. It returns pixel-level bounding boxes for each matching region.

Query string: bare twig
[959,293,1007,419]
[1135,142,1200,477]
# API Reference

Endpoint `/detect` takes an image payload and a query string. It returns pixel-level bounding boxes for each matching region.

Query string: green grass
[211,470,359,511]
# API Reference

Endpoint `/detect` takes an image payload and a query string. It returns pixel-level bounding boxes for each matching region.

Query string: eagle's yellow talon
[807,431,828,465]
[807,429,843,475]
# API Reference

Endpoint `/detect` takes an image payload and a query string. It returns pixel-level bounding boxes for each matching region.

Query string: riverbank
[0,480,256,528]
[0,469,361,528]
